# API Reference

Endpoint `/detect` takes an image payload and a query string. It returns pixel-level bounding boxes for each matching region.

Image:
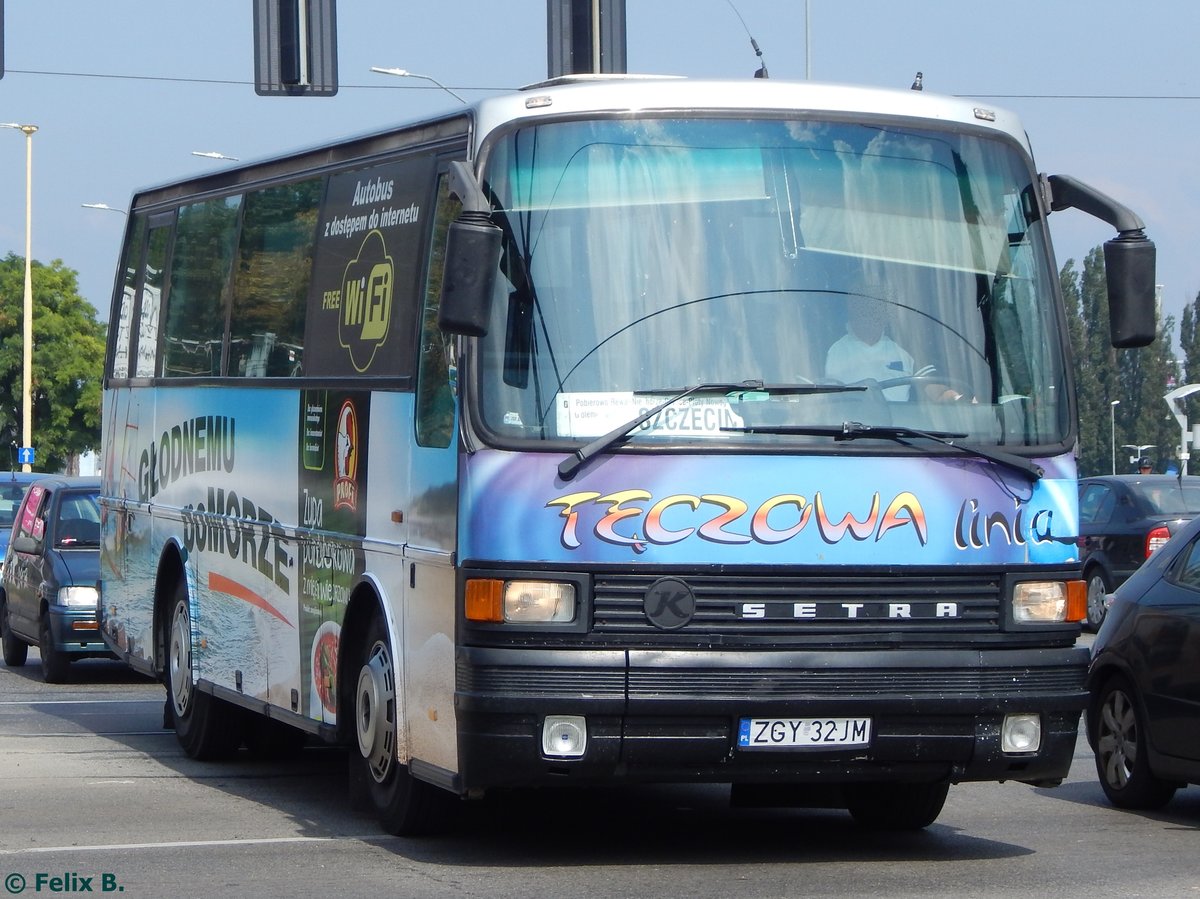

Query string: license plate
[738,716,871,749]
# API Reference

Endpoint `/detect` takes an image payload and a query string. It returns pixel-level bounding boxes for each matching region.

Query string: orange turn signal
[1065,580,1087,623]
[465,579,504,622]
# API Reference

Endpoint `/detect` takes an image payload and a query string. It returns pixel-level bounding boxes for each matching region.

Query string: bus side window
[229,179,321,378]
[415,173,462,448]
[162,196,242,378]
[109,214,147,380]
[135,221,172,379]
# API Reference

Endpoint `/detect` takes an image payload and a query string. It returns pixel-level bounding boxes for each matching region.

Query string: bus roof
[474,75,1028,152]
[128,76,1030,209]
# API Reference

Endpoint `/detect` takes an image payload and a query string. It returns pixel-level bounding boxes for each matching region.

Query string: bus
[99,75,1156,835]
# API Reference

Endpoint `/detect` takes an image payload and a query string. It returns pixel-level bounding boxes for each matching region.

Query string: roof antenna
[911,71,924,91]
[725,0,769,78]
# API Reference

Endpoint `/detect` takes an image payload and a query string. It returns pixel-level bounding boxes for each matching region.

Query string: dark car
[0,476,111,682]
[0,471,39,574]
[1077,474,1200,630]
[1086,512,1200,809]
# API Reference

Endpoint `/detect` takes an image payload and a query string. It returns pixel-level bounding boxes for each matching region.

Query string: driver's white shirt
[825,331,914,400]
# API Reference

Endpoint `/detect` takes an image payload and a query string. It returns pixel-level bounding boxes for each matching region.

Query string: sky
[1,0,1198,341]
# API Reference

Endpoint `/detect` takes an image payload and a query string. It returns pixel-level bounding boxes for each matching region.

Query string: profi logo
[334,399,359,512]
[340,230,393,372]
[644,576,696,630]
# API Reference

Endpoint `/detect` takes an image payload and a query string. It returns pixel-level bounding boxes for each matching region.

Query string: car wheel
[165,580,244,759]
[0,597,28,666]
[844,781,950,830]
[1085,567,1111,631]
[1092,675,1178,809]
[39,614,71,684]
[350,609,453,835]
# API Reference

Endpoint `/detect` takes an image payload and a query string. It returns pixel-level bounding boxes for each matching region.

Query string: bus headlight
[1011,580,1085,623]
[465,578,576,624]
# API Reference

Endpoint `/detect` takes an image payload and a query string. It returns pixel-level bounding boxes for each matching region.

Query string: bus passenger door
[401,167,463,775]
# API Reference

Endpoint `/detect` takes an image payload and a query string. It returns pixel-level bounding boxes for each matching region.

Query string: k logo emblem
[644,577,695,630]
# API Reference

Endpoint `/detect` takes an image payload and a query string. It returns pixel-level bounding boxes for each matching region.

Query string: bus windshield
[476,116,1070,450]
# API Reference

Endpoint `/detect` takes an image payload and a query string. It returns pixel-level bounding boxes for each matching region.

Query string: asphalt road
[1,643,1197,899]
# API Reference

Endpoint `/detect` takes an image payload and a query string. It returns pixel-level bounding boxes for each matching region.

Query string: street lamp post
[2,123,38,473]
[1110,400,1121,475]
[1121,443,1157,471]
[81,202,126,215]
[369,66,468,104]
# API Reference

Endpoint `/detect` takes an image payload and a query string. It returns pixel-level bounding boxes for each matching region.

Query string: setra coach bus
[99,75,1157,834]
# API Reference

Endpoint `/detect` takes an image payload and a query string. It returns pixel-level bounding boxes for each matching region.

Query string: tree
[1179,292,1200,424]
[1064,248,1120,476]
[1062,247,1178,475]
[0,253,106,472]
[1118,313,1177,473]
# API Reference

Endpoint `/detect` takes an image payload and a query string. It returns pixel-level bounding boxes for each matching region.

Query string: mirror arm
[1045,174,1146,239]
[446,160,492,216]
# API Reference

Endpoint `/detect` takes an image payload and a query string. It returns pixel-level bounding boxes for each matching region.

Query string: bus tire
[352,610,453,836]
[845,780,950,830]
[165,580,244,760]
[1,597,28,666]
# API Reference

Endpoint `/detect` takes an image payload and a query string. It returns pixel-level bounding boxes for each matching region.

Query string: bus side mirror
[1104,235,1157,348]
[438,212,502,336]
[438,160,502,336]
[1046,174,1157,348]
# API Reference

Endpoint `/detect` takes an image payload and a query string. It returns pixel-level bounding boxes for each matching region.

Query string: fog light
[542,715,587,758]
[1001,713,1041,753]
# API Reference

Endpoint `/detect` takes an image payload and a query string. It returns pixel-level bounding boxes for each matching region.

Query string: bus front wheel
[165,581,243,759]
[351,611,452,835]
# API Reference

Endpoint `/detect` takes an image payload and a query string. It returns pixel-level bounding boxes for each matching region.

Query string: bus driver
[825,295,962,403]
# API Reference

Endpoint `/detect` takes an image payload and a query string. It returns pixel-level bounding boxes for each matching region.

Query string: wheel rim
[355,640,397,784]
[169,599,193,718]
[1097,687,1138,790]
[1086,574,1108,624]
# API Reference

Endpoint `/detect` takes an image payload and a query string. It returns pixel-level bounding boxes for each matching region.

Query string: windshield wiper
[723,420,1044,481]
[557,381,864,481]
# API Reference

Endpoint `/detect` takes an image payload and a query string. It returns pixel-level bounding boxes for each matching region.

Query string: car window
[1169,534,1200,592]
[1080,484,1115,525]
[0,482,27,531]
[16,484,49,542]
[1133,481,1200,516]
[55,490,101,547]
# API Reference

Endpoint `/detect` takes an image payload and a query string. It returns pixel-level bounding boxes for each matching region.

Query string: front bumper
[47,605,111,656]
[454,645,1087,790]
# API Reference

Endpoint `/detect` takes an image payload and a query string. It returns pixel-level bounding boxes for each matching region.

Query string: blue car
[0,476,111,682]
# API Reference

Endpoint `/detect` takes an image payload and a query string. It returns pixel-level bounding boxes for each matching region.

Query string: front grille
[627,665,1083,698]
[456,661,1084,701]
[593,570,1002,638]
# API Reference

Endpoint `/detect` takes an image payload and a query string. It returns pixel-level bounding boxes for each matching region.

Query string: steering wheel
[874,373,977,402]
